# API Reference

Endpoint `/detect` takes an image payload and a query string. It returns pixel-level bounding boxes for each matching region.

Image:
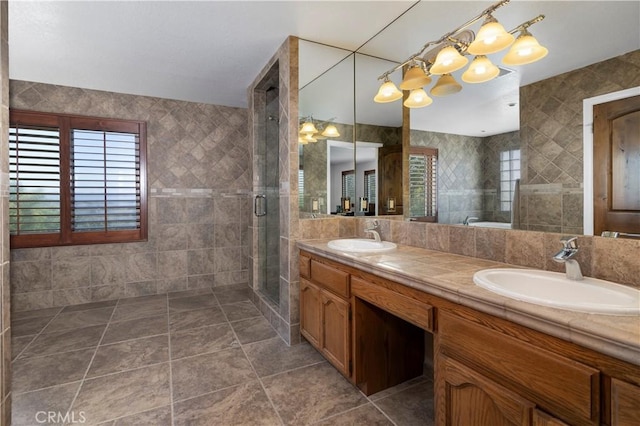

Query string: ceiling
[9,1,640,136]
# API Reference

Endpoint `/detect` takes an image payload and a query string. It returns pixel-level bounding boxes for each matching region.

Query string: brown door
[593,95,640,237]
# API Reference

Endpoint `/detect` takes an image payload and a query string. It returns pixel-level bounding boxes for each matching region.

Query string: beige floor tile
[243,336,324,378]
[315,403,393,425]
[171,347,256,401]
[71,363,171,424]
[220,300,261,322]
[111,300,167,322]
[43,307,114,333]
[11,382,81,426]
[168,295,218,313]
[230,316,278,344]
[170,323,236,359]
[169,307,226,332]
[88,335,169,378]
[374,380,435,426]
[13,348,94,393]
[262,362,368,425]
[102,315,167,344]
[21,325,106,358]
[173,381,281,426]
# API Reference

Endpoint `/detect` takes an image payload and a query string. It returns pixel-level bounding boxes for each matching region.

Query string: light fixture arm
[509,14,545,34]
[377,0,512,80]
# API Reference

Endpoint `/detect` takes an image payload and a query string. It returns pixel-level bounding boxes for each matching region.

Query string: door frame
[582,86,640,235]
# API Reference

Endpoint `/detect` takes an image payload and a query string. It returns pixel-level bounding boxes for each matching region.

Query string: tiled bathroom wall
[9,80,252,312]
[0,3,11,423]
[519,49,640,233]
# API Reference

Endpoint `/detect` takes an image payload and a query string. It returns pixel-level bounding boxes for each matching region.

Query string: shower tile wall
[8,80,252,312]
[0,3,11,423]
[519,49,640,233]
[410,130,485,224]
[249,37,299,345]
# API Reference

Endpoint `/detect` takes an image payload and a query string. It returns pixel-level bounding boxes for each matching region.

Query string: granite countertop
[298,239,640,367]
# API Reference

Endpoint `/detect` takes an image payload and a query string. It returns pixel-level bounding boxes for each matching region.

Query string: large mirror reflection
[298,1,640,236]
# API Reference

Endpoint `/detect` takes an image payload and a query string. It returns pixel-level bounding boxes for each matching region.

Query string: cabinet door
[321,290,351,377]
[436,355,534,426]
[533,409,568,426]
[611,378,640,426]
[300,279,321,348]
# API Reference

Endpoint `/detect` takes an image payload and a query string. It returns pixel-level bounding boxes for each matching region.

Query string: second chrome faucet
[364,220,381,242]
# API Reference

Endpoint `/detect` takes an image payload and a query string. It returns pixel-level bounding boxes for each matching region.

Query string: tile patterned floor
[11,284,434,425]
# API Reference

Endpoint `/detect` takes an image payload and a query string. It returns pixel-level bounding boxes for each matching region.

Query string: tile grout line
[214,291,286,426]
[64,297,122,420]
[166,294,176,426]
[12,307,65,360]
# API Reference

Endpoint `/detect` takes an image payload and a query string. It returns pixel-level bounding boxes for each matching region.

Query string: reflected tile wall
[520,50,640,232]
[9,81,252,312]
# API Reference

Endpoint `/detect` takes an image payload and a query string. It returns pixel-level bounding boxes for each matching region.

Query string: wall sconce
[387,197,396,213]
[312,198,319,213]
[342,197,351,213]
[359,197,368,212]
[374,0,547,108]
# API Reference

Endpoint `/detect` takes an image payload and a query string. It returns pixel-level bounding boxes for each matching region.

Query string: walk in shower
[254,63,281,306]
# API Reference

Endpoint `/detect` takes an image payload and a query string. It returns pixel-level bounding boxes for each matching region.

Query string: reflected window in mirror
[364,169,376,212]
[409,147,438,222]
[500,149,521,212]
[342,170,355,212]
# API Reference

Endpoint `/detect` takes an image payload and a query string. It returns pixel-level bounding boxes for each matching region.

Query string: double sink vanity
[298,237,640,425]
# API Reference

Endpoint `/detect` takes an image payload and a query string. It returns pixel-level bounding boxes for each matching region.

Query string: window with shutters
[364,169,376,205]
[9,110,148,248]
[341,170,355,202]
[409,147,438,221]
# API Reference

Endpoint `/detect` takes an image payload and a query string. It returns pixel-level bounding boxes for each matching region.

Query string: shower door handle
[254,194,267,217]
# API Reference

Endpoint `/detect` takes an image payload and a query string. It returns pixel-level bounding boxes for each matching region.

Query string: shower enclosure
[254,64,281,306]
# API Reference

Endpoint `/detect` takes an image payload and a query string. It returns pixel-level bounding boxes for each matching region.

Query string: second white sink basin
[473,268,640,315]
[328,238,397,253]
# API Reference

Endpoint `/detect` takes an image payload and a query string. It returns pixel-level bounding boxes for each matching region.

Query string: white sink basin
[327,238,397,253]
[473,268,640,315]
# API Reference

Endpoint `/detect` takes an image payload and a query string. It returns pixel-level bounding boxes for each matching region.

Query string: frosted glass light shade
[399,66,432,90]
[430,46,469,75]
[462,55,500,83]
[374,80,403,103]
[468,19,515,55]
[304,134,318,143]
[300,121,318,134]
[502,32,548,65]
[298,136,308,145]
[403,88,433,108]
[430,74,462,97]
[322,124,340,137]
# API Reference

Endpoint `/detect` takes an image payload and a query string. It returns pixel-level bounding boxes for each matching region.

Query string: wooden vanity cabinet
[299,253,352,379]
[610,378,640,425]
[299,249,640,425]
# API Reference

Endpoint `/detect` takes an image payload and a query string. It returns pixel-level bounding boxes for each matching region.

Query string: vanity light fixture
[502,29,548,65]
[373,0,547,108]
[373,76,403,103]
[404,88,433,108]
[298,116,340,144]
[430,74,462,96]
[462,55,500,83]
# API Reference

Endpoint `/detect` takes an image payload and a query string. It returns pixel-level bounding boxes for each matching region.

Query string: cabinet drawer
[310,259,349,298]
[351,276,433,331]
[438,311,600,425]
[299,254,310,279]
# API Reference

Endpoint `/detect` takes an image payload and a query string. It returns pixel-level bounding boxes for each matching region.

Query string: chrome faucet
[463,216,479,226]
[552,236,583,280]
[364,220,381,242]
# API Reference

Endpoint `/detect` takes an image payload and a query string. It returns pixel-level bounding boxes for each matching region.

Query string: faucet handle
[560,236,579,250]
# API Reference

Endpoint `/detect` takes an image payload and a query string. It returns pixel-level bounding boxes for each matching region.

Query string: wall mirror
[298,1,640,236]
